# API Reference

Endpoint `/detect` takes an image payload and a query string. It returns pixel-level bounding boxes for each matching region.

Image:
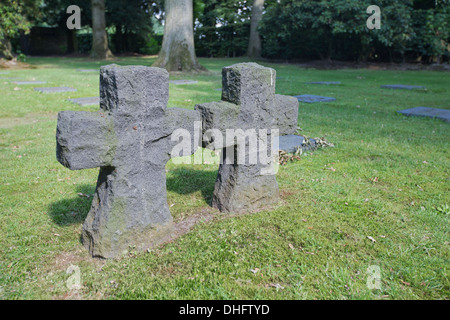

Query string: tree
[153,0,205,71]
[194,0,252,58]
[0,0,41,59]
[106,0,158,54]
[91,0,113,59]
[40,0,91,54]
[247,0,265,58]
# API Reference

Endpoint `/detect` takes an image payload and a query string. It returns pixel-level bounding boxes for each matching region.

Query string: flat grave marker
[14,81,47,85]
[294,94,336,103]
[397,107,450,123]
[68,97,100,106]
[34,87,77,93]
[76,69,98,73]
[279,135,317,153]
[307,81,341,85]
[169,80,198,85]
[381,84,426,90]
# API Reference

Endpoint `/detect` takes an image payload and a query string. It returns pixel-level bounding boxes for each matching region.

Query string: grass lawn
[0,56,448,300]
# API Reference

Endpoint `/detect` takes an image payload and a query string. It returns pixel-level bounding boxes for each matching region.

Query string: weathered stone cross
[195,63,298,213]
[56,65,199,258]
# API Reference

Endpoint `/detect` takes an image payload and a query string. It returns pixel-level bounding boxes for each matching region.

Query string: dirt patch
[0,112,57,129]
[0,58,37,70]
[169,208,217,241]
[47,200,283,267]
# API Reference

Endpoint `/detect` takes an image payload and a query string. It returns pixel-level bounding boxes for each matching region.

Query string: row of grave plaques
[4,66,448,123]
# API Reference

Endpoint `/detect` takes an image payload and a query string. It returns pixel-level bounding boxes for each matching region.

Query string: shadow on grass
[48,184,95,226]
[48,168,217,226]
[166,167,217,206]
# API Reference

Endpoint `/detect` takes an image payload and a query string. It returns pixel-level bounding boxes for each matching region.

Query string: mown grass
[0,56,448,300]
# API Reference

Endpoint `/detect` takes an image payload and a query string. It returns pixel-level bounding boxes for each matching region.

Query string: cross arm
[56,111,116,170]
[165,108,201,156]
[195,101,240,149]
[271,94,299,135]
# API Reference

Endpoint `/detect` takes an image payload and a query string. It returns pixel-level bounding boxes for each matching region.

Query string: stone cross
[195,63,298,213]
[56,65,199,258]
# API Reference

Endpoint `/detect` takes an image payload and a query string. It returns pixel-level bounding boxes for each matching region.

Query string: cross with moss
[56,65,199,258]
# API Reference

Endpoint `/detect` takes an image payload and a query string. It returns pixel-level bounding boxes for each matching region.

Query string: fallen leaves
[77,193,93,198]
[314,137,335,148]
[278,136,334,166]
[278,150,301,166]
[250,268,260,274]
[265,283,284,290]
[400,280,411,286]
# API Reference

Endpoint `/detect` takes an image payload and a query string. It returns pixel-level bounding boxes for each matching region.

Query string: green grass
[0,56,448,300]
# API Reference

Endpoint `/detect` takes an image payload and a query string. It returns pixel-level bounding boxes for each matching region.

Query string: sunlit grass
[0,57,448,299]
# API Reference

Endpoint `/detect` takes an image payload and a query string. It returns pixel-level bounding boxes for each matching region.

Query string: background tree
[374,0,414,63]
[247,0,265,58]
[40,0,91,54]
[153,0,205,71]
[194,0,251,58]
[411,0,449,63]
[258,0,448,63]
[91,0,113,59]
[106,0,160,54]
[0,0,42,59]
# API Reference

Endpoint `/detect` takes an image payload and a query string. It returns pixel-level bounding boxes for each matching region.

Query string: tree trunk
[152,0,205,72]
[114,24,123,53]
[66,28,78,54]
[247,0,265,58]
[0,37,13,60]
[91,0,113,59]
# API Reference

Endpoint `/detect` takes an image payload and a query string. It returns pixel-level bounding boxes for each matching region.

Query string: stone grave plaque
[294,94,336,103]
[397,107,450,122]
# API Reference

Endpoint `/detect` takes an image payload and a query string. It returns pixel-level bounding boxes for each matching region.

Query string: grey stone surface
[14,81,47,85]
[294,95,336,103]
[68,97,100,106]
[56,64,200,258]
[169,80,198,85]
[195,63,299,213]
[279,135,317,153]
[77,69,98,73]
[307,81,341,85]
[381,84,426,90]
[34,87,77,93]
[397,107,450,122]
